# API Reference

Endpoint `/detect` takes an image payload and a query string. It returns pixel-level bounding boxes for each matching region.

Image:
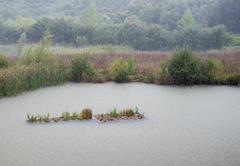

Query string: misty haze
[0,0,239,166]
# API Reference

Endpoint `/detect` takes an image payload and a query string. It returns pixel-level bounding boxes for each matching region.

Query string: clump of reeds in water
[27,108,92,123]
[95,107,144,123]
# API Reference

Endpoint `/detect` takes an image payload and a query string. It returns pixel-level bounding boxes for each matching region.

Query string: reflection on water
[0,83,240,166]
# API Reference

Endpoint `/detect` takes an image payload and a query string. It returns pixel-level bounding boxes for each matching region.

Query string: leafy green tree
[211,0,240,33]
[177,9,195,31]
[81,2,97,26]
[203,25,229,49]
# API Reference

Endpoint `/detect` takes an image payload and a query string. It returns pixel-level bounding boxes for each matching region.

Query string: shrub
[109,57,135,82]
[168,48,226,85]
[71,53,94,82]
[62,112,71,121]
[0,54,9,68]
[168,48,199,84]
[197,59,224,83]
[224,74,240,85]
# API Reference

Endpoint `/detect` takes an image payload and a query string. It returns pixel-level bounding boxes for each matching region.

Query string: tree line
[0,0,239,51]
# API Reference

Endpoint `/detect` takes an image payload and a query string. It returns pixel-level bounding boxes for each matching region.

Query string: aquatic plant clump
[27,107,144,124]
[95,107,144,123]
[27,108,93,123]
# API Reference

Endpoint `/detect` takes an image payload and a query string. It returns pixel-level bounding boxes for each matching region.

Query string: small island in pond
[27,107,144,123]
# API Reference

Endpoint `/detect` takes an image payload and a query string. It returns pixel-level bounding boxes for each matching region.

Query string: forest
[0,0,240,51]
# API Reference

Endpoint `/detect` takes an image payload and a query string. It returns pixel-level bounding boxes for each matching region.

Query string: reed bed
[0,63,66,97]
[1,48,240,97]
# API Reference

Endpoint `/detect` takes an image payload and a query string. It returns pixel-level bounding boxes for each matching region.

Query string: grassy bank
[0,43,240,97]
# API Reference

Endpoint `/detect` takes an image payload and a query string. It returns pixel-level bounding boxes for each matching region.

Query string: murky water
[0,83,240,166]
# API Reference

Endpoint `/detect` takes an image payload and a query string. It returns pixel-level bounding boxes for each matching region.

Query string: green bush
[71,53,94,82]
[229,34,240,46]
[0,54,9,68]
[197,59,224,83]
[168,48,199,84]
[62,112,71,121]
[109,57,135,82]
[168,48,225,85]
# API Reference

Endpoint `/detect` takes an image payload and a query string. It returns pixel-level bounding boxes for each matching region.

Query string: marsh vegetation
[27,107,144,123]
[27,108,93,123]
[0,35,239,97]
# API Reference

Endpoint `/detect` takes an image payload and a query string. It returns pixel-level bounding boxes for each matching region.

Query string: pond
[0,83,240,166]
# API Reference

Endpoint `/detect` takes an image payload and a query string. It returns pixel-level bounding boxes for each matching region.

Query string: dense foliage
[168,48,199,84]
[0,45,239,97]
[0,0,239,51]
[168,48,224,85]
[71,54,94,82]
[109,57,135,82]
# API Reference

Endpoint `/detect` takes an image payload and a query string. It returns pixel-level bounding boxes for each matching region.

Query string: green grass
[0,44,135,56]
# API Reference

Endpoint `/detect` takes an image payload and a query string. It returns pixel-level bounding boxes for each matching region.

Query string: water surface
[0,83,240,166]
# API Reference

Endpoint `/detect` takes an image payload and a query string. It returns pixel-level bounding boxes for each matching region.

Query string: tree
[81,2,97,26]
[27,18,52,42]
[177,9,195,31]
[75,36,88,47]
[211,0,240,33]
